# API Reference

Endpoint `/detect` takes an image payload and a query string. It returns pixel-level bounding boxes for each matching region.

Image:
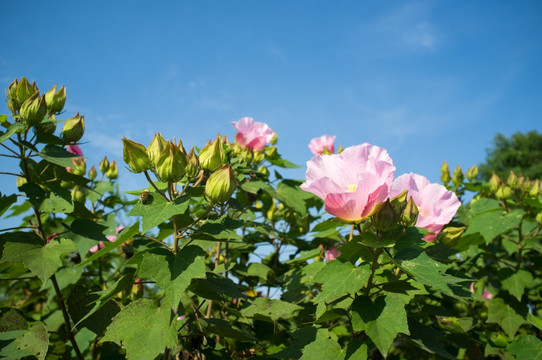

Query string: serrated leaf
[189,272,246,300]
[464,208,524,243]
[507,335,542,360]
[351,295,410,357]
[18,183,46,207]
[0,194,17,218]
[0,321,49,360]
[312,261,370,304]
[500,269,533,301]
[197,215,244,240]
[128,192,189,232]
[241,297,302,321]
[487,297,527,337]
[0,122,25,144]
[0,233,76,283]
[39,184,73,213]
[0,309,28,332]
[139,246,206,309]
[101,299,177,360]
[300,338,345,360]
[68,219,109,257]
[37,144,82,168]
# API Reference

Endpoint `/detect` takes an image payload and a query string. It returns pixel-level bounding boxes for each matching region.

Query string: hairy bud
[205,165,237,203]
[147,133,168,166]
[99,156,110,173]
[20,93,47,126]
[44,84,66,114]
[185,147,201,178]
[106,160,118,179]
[452,165,464,187]
[199,134,225,172]
[440,161,451,184]
[62,113,85,143]
[466,165,478,181]
[155,141,187,182]
[122,137,152,173]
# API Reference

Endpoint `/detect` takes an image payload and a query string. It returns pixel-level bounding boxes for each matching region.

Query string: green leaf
[407,319,456,360]
[241,297,303,321]
[507,335,542,360]
[0,233,77,283]
[312,261,371,304]
[0,309,27,332]
[351,295,409,357]
[487,297,527,337]
[247,262,274,281]
[0,322,49,360]
[285,248,321,264]
[499,269,533,301]
[0,122,24,144]
[0,194,17,218]
[197,215,244,240]
[189,272,246,300]
[274,180,314,216]
[528,313,542,331]
[203,318,256,341]
[101,298,177,360]
[464,208,524,243]
[139,246,206,309]
[39,184,73,213]
[69,219,109,257]
[128,192,189,233]
[18,183,46,207]
[300,338,345,360]
[37,144,81,167]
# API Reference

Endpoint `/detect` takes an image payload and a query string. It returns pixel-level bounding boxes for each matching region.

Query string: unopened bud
[266,200,278,222]
[62,113,85,143]
[257,165,269,177]
[199,134,225,172]
[496,185,512,200]
[35,116,57,135]
[88,165,97,180]
[147,133,167,166]
[530,180,541,197]
[16,77,38,107]
[177,139,187,156]
[441,161,451,184]
[44,84,66,114]
[507,171,519,189]
[489,173,500,192]
[252,150,265,164]
[402,197,419,227]
[16,176,27,188]
[155,141,187,182]
[452,165,464,187]
[373,199,399,231]
[71,186,86,203]
[99,157,110,173]
[185,147,201,178]
[106,161,118,179]
[6,79,19,112]
[466,165,478,181]
[205,165,237,203]
[122,137,152,173]
[269,132,278,145]
[536,212,542,226]
[20,93,47,126]
[337,145,344,154]
[437,226,465,247]
[265,146,277,158]
[72,158,86,176]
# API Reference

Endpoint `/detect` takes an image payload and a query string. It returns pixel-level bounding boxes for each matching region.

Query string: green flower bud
[266,200,278,222]
[16,77,38,107]
[252,150,265,164]
[402,197,419,227]
[270,132,278,145]
[536,212,542,226]
[72,158,86,176]
[496,185,512,200]
[62,113,85,143]
[437,226,465,247]
[106,160,118,179]
[122,137,152,173]
[177,139,187,156]
[466,165,478,181]
[147,133,167,166]
[205,165,237,203]
[16,176,27,188]
[88,165,97,180]
[155,141,188,182]
[99,156,110,173]
[20,92,47,126]
[199,134,225,172]
[530,180,541,197]
[265,146,277,158]
[257,165,269,177]
[440,161,451,184]
[507,171,519,189]
[185,146,201,178]
[373,199,399,231]
[489,173,500,192]
[337,145,344,154]
[6,79,19,112]
[452,165,464,187]
[71,186,86,203]
[44,84,66,114]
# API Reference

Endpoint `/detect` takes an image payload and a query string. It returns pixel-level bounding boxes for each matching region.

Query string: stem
[0,171,22,176]
[364,248,382,297]
[206,241,222,318]
[143,170,168,200]
[349,224,355,241]
[140,234,173,251]
[515,219,524,271]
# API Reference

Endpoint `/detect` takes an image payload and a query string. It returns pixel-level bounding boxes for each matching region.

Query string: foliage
[0,77,541,359]
[479,130,542,180]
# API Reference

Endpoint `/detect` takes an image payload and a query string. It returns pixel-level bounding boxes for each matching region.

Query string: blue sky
[1,1,541,193]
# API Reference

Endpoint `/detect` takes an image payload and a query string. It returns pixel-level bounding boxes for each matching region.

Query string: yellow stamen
[346,184,357,193]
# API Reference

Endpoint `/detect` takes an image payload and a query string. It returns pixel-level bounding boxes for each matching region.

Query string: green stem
[143,170,168,200]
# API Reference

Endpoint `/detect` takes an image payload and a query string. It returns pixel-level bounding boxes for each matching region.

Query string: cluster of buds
[489,171,541,200]
[441,162,478,186]
[372,190,419,232]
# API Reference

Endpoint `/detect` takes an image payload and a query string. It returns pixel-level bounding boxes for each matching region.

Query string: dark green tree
[479,130,542,180]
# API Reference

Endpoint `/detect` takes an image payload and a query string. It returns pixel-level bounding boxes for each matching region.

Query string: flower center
[346,184,357,193]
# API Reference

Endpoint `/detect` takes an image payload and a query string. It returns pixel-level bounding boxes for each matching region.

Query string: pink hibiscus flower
[389,173,461,242]
[66,145,84,172]
[89,225,125,254]
[325,244,342,261]
[231,117,274,151]
[470,282,493,300]
[309,135,336,155]
[301,143,395,222]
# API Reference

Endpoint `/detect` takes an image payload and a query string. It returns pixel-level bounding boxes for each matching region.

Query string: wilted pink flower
[309,135,336,155]
[325,244,342,261]
[389,173,461,242]
[231,117,274,151]
[469,282,493,300]
[89,225,125,253]
[301,143,395,222]
[66,145,84,172]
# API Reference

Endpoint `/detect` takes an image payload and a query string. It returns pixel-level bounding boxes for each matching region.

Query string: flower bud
[199,134,225,172]
[122,137,152,173]
[44,84,66,114]
[71,158,86,176]
[147,133,167,166]
[496,185,512,200]
[452,165,464,187]
[257,165,269,177]
[71,186,86,203]
[373,199,399,231]
[530,180,541,197]
[62,113,85,143]
[337,145,344,154]
[402,197,419,227]
[252,150,265,164]
[155,141,187,182]
[106,161,118,179]
[466,165,478,181]
[6,79,19,112]
[440,161,451,184]
[507,171,519,189]
[177,139,187,156]
[489,173,500,192]
[185,146,201,178]
[88,165,97,180]
[270,132,278,145]
[437,226,465,247]
[16,176,27,188]
[16,77,38,107]
[265,146,277,158]
[99,156,110,173]
[536,212,542,226]
[205,165,237,203]
[20,93,47,126]
[36,115,57,135]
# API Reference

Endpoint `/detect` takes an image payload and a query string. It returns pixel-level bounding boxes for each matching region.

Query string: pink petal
[308,135,336,155]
